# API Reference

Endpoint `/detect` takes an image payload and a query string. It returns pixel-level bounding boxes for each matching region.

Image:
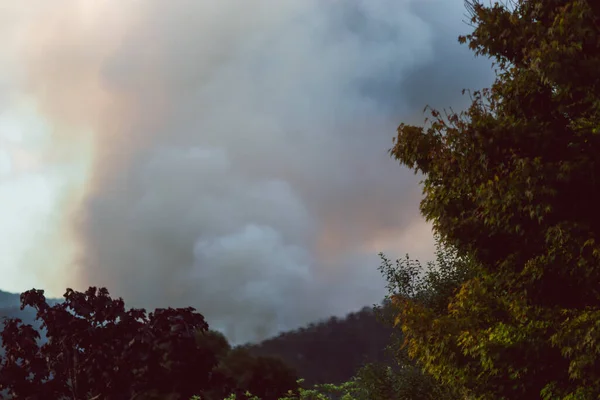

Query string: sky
[0,0,494,344]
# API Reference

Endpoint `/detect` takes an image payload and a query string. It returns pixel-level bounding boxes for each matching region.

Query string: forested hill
[244,306,395,386]
[0,290,20,308]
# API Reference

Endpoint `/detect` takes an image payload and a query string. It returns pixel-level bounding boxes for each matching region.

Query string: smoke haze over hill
[0,0,493,343]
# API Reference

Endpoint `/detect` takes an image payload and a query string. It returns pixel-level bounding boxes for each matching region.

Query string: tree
[0,287,218,399]
[217,347,299,400]
[368,237,474,400]
[191,330,299,400]
[389,0,600,398]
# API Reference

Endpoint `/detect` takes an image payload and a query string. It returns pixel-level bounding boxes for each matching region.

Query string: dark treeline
[244,306,394,386]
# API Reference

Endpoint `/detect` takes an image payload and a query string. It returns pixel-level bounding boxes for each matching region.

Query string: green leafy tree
[389,0,600,398]
[0,287,218,399]
[368,237,474,400]
[201,378,367,400]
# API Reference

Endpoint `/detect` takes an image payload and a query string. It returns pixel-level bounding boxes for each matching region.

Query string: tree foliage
[0,287,298,400]
[0,287,215,399]
[207,346,298,400]
[389,0,600,398]
[373,237,475,400]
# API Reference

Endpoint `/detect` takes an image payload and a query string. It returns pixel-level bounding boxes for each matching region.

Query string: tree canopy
[0,287,298,400]
[389,0,600,398]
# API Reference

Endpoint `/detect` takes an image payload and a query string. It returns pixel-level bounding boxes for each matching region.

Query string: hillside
[0,290,40,330]
[0,290,20,308]
[244,306,395,386]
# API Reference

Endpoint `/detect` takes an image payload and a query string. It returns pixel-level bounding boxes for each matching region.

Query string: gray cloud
[0,0,494,344]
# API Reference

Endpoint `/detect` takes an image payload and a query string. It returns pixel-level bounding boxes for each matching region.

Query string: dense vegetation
[0,288,299,400]
[389,0,600,397]
[2,0,600,398]
[0,253,465,400]
[244,306,393,386]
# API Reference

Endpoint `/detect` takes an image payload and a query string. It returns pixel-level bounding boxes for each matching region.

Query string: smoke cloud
[0,0,493,343]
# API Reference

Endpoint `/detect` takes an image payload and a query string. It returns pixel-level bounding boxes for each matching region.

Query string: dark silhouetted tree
[0,287,217,399]
[217,347,299,400]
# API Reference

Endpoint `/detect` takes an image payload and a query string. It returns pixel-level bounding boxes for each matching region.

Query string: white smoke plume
[0,0,493,343]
